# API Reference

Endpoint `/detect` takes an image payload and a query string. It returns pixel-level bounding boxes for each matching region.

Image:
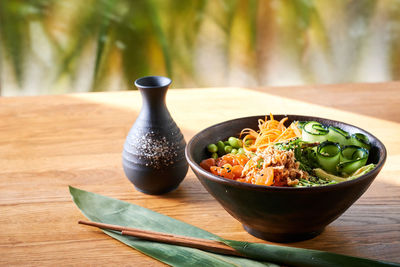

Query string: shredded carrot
[240,114,301,153]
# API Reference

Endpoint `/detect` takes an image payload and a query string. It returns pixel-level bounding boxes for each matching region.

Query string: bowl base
[243,225,324,243]
[134,184,179,195]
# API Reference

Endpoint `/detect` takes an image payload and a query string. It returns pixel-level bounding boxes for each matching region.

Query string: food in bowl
[200,114,375,187]
[186,115,386,242]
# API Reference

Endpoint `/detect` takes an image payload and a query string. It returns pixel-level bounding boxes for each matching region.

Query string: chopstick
[78,220,242,257]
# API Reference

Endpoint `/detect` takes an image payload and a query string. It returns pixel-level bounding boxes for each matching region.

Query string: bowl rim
[185,114,387,192]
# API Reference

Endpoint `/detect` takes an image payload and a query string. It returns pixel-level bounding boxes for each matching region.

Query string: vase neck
[139,87,170,121]
[135,76,172,123]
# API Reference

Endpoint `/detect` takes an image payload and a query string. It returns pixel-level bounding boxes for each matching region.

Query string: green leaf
[69,186,276,267]
[224,240,399,267]
[70,186,399,267]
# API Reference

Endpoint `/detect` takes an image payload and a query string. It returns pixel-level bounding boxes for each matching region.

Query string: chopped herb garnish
[257,159,264,168]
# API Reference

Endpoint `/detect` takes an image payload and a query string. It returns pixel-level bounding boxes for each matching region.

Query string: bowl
[185,115,386,242]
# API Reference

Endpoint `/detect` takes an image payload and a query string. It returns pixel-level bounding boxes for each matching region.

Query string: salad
[200,115,375,187]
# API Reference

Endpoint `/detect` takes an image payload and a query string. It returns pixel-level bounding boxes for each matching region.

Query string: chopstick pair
[78,220,242,257]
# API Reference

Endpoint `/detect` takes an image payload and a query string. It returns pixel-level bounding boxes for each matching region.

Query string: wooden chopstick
[78,220,242,257]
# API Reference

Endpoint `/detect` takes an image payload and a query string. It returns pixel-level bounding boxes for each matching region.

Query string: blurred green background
[1,0,400,96]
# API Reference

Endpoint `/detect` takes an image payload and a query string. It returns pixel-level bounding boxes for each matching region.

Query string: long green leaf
[69,186,276,267]
[70,186,399,267]
[224,240,399,267]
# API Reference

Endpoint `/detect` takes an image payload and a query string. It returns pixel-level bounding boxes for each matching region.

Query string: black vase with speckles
[122,76,188,195]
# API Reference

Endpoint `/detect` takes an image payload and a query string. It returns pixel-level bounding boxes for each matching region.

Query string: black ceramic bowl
[185,115,386,242]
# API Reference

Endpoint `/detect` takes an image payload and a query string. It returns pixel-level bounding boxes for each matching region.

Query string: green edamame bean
[237,148,245,154]
[231,149,238,154]
[207,144,218,153]
[211,152,218,159]
[228,137,243,148]
[224,145,233,153]
[228,137,237,147]
[237,139,243,148]
[216,141,226,156]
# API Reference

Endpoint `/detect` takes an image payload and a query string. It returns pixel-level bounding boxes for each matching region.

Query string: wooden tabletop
[1,82,399,266]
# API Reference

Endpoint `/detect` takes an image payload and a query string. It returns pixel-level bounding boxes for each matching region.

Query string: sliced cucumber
[297,121,307,129]
[349,133,370,150]
[337,146,369,176]
[302,121,329,142]
[340,145,360,161]
[316,141,341,174]
[326,126,350,145]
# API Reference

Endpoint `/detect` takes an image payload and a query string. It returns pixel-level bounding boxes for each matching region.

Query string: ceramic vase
[122,76,188,195]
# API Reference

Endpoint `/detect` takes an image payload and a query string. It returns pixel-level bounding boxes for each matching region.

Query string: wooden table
[1,82,399,266]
